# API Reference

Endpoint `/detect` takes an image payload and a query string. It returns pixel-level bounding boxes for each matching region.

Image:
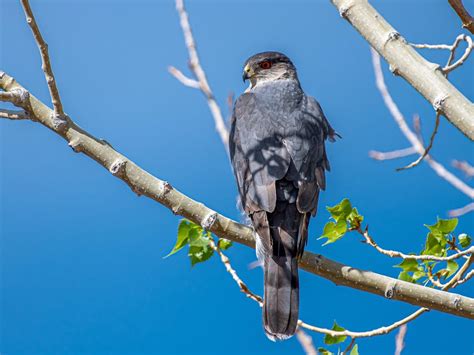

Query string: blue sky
[1,0,473,354]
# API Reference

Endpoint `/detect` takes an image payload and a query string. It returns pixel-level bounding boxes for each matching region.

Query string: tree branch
[353,226,474,262]
[0,108,29,120]
[330,0,474,140]
[452,160,474,178]
[20,0,65,122]
[394,324,407,355]
[449,202,474,217]
[1,71,473,319]
[448,0,474,34]
[170,0,229,148]
[370,49,474,200]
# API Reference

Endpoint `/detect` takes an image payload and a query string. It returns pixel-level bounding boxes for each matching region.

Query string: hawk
[229,52,336,340]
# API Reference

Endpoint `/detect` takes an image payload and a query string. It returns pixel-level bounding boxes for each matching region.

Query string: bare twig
[0,109,29,120]
[368,147,416,161]
[396,113,440,171]
[443,35,473,74]
[448,0,474,34]
[20,0,65,118]
[449,202,474,217]
[208,238,262,305]
[410,34,473,74]
[452,160,474,178]
[355,226,474,262]
[171,0,229,148]
[342,338,356,355]
[296,329,317,355]
[168,66,200,89]
[456,269,474,286]
[370,48,474,200]
[394,324,407,355]
[298,308,426,339]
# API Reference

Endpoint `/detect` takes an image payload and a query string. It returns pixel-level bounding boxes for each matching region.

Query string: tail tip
[264,328,295,342]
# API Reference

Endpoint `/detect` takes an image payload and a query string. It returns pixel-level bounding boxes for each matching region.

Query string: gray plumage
[229,52,336,340]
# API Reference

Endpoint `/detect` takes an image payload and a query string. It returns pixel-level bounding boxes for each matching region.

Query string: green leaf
[426,218,458,235]
[458,234,472,249]
[394,258,420,272]
[317,347,334,355]
[412,270,426,282]
[165,220,193,258]
[324,321,347,345]
[327,199,353,222]
[347,207,364,229]
[398,271,414,283]
[319,219,347,246]
[188,242,214,266]
[218,238,233,250]
[445,260,459,278]
[422,232,446,257]
[350,344,359,355]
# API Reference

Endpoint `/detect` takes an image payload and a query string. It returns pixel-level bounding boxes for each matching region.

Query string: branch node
[160,181,173,196]
[109,159,127,176]
[433,95,448,113]
[202,211,218,230]
[339,6,350,19]
[389,64,400,76]
[452,295,462,309]
[385,31,405,47]
[385,282,397,299]
[51,112,68,132]
[68,138,82,153]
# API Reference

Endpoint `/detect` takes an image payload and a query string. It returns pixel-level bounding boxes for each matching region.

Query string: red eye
[259,61,272,69]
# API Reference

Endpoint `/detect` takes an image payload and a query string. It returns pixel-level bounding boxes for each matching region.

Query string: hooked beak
[242,64,253,82]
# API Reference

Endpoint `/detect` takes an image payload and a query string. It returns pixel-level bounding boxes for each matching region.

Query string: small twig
[296,329,317,355]
[449,202,474,217]
[168,66,200,89]
[410,34,473,74]
[298,308,426,339]
[394,324,407,355]
[456,269,474,286]
[342,338,355,355]
[354,226,474,262]
[396,113,440,171]
[368,147,416,161]
[452,160,474,178]
[426,266,446,288]
[20,0,64,118]
[443,35,473,74]
[0,109,29,120]
[371,48,474,200]
[208,238,262,305]
[172,0,229,148]
[448,0,474,34]
[446,255,474,289]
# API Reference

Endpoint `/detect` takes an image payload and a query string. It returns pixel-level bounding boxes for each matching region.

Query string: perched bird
[229,52,337,340]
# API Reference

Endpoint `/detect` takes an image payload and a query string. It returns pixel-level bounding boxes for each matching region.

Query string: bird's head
[242,51,298,88]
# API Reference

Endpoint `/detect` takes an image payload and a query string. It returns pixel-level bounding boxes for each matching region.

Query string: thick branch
[331,0,474,140]
[1,72,473,319]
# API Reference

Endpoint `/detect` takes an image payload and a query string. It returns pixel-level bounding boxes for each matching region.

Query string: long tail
[258,201,308,341]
